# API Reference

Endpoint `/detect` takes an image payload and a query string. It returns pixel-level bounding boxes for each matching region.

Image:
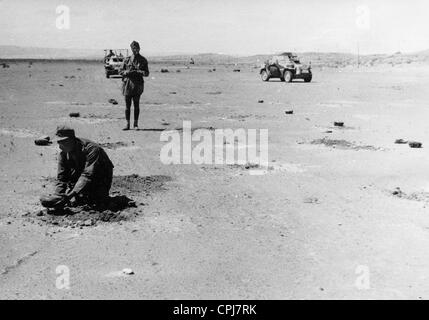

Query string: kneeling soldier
[40,126,114,208]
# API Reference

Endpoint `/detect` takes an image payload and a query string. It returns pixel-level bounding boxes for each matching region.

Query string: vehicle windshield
[291,55,300,63]
[271,56,290,65]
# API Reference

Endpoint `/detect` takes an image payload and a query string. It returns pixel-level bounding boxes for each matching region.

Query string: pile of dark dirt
[30,174,173,227]
[111,174,172,196]
[228,114,251,120]
[391,187,429,202]
[228,163,260,170]
[311,138,378,151]
[26,195,138,228]
[174,126,216,133]
[83,113,120,120]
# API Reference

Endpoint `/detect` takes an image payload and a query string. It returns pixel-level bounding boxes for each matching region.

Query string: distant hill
[0,45,102,60]
[0,45,193,60]
[2,45,429,67]
[148,51,429,68]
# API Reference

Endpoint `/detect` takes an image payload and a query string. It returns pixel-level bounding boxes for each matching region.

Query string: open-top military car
[104,49,129,78]
[260,52,312,83]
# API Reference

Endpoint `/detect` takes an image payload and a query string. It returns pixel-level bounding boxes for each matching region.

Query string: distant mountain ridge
[0,45,102,59]
[1,45,429,67]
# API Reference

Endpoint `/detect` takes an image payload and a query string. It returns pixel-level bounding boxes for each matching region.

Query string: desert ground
[1,60,429,299]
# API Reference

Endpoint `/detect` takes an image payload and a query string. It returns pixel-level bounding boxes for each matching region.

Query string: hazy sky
[1,0,429,55]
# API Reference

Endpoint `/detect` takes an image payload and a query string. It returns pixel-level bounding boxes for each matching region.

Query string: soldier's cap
[130,41,140,49]
[54,125,75,142]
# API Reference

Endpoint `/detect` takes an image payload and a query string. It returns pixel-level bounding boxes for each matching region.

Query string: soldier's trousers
[83,166,113,204]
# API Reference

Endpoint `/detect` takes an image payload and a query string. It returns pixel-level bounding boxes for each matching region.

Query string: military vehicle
[104,49,128,78]
[260,52,312,83]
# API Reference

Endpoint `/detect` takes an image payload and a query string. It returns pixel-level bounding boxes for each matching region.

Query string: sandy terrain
[1,60,429,299]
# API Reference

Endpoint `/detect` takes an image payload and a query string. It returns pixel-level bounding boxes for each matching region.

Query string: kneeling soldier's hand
[65,191,76,200]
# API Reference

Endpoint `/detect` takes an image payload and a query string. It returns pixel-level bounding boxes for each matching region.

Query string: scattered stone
[161,122,170,126]
[311,138,378,151]
[395,139,408,144]
[334,122,344,127]
[409,141,422,148]
[285,110,294,114]
[392,187,404,196]
[100,142,128,150]
[2,63,10,68]
[108,98,118,105]
[258,100,264,103]
[233,69,241,72]
[83,219,94,226]
[160,68,169,73]
[229,163,259,170]
[169,91,177,94]
[36,210,45,217]
[303,197,319,204]
[34,136,52,146]
[325,130,333,133]
[69,112,80,117]
[176,69,181,73]
[122,268,134,275]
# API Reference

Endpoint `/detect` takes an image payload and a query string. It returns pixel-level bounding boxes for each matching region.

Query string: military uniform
[40,128,114,209]
[120,54,149,97]
[55,138,114,203]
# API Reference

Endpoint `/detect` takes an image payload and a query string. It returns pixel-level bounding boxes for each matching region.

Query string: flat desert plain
[1,61,429,299]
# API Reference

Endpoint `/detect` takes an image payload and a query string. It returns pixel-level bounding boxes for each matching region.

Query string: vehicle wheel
[106,73,110,78]
[284,71,293,83]
[260,70,270,82]
[304,74,312,82]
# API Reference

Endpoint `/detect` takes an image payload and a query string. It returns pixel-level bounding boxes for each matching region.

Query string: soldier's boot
[123,107,131,130]
[40,194,68,209]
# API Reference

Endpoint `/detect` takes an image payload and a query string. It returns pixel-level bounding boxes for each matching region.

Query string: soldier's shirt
[56,138,114,195]
[120,53,149,96]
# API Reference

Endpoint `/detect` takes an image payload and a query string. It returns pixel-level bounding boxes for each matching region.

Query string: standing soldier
[40,126,114,209]
[120,40,150,130]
